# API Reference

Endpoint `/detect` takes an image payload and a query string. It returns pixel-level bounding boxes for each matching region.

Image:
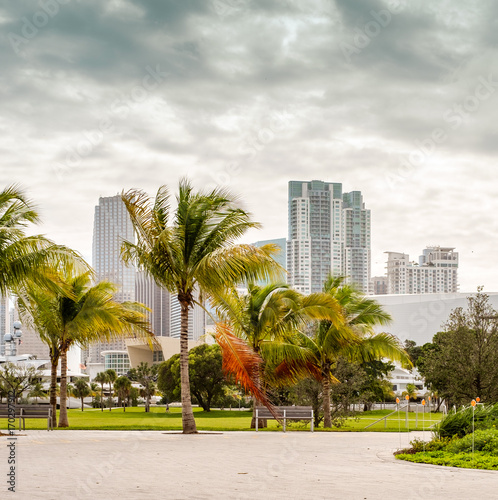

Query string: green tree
[279,276,410,428]
[0,363,40,402]
[121,180,281,433]
[114,376,132,410]
[402,383,418,411]
[90,382,99,406]
[28,382,46,403]
[417,288,498,406]
[128,362,158,412]
[17,265,153,428]
[94,372,108,412]
[213,282,341,427]
[105,369,117,410]
[158,344,228,412]
[72,379,91,411]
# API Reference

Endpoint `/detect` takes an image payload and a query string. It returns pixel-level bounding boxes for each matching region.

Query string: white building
[287,180,371,294]
[386,246,458,295]
[372,291,498,346]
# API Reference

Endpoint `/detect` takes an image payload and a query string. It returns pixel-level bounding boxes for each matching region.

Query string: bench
[0,404,53,431]
[255,406,314,432]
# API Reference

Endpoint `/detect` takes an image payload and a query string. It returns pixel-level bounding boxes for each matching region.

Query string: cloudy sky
[1,0,497,292]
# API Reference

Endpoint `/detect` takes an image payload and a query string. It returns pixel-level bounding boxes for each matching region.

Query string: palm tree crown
[18,265,153,428]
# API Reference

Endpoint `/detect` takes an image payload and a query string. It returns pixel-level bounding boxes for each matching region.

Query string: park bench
[255,406,314,432]
[0,404,53,431]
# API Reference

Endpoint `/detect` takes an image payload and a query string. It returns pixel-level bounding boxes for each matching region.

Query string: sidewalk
[2,430,496,499]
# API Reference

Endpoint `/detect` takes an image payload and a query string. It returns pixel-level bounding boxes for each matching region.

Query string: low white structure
[372,291,498,346]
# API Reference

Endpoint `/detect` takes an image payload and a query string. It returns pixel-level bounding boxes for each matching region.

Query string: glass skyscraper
[287,180,371,294]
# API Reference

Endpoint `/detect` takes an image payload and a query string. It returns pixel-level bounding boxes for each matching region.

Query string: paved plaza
[1,430,497,499]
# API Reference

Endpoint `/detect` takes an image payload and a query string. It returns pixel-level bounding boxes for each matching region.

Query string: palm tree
[105,369,117,410]
[0,185,83,296]
[121,179,282,433]
[28,382,46,403]
[281,276,411,428]
[94,372,108,412]
[90,382,99,407]
[17,266,153,428]
[212,282,342,427]
[402,383,418,411]
[114,376,132,411]
[128,362,158,413]
[72,379,91,411]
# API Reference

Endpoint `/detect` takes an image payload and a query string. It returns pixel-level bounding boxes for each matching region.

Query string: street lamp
[2,321,22,360]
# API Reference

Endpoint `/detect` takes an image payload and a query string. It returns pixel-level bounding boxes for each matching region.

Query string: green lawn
[1,407,444,432]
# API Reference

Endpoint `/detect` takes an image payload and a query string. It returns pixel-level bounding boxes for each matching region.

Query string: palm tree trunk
[58,350,69,428]
[81,397,84,412]
[323,376,332,428]
[108,383,112,411]
[179,299,197,434]
[250,369,267,429]
[101,385,104,411]
[50,356,58,428]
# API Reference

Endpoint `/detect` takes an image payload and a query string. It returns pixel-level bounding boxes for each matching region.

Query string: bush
[435,403,498,439]
[446,428,498,454]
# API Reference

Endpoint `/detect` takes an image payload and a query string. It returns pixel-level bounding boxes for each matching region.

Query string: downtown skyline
[2,1,498,292]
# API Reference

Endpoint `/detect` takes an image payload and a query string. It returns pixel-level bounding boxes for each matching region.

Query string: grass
[396,451,498,470]
[0,407,444,432]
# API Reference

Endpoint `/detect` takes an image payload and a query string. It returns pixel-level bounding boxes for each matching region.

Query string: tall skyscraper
[135,272,170,337]
[386,246,459,294]
[287,180,371,294]
[83,195,136,367]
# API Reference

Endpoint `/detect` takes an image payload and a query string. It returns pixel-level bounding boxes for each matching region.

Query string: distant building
[287,180,370,294]
[82,195,136,369]
[386,246,458,294]
[371,276,388,295]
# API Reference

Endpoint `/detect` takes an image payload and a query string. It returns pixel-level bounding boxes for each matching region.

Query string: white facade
[287,180,370,294]
[372,291,498,346]
[386,247,458,295]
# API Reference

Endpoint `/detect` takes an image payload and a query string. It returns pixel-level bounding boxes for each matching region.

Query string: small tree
[158,344,228,412]
[105,369,117,410]
[402,383,418,411]
[94,372,109,411]
[72,379,91,411]
[28,382,46,403]
[0,363,40,402]
[128,362,158,412]
[90,382,99,406]
[114,376,132,411]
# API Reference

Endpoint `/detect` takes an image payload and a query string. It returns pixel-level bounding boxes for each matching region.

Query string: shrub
[446,428,498,454]
[435,403,498,439]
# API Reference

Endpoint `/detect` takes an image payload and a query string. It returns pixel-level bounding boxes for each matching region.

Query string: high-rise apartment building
[287,180,371,294]
[83,195,136,368]
[385,246,459,294]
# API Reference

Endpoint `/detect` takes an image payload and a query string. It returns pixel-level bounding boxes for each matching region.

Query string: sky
[1,0,498,293]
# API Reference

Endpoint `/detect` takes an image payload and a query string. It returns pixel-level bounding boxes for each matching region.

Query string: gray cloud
[1,0,497,292]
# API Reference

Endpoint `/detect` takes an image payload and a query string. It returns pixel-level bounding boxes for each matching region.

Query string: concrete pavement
[1,430,496,499]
